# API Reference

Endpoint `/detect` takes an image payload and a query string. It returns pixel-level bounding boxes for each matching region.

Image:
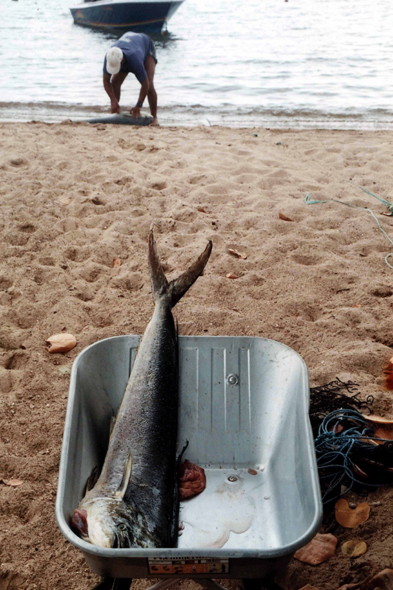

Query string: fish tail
[148,229,212,308]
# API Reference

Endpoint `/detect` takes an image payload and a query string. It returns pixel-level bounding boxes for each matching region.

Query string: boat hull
[70,1,184,32]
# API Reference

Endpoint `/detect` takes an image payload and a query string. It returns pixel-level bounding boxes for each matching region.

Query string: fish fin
[148,229,169,302]
[170,441,189,547]
[177,440,189,467]
[148,229,212,308]
[115,452,133,499]
[169,241,212,307]
[109,414,116,438]
[84,465,100,494]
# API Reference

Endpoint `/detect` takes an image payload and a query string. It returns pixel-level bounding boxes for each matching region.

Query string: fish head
[71,497,121,548]
[71,495,157,548]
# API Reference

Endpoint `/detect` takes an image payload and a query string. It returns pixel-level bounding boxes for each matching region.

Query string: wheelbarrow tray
[56,335,322,579]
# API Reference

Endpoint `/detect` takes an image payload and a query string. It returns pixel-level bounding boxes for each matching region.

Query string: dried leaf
[46,333,77,354]
[6,479,24,487]
[197,207,207,213]
[341,540,368,557]
[293,533,337,565]
[352,464,370,481]
[328,422,344,434]
[365,569,393,590]
[374,425,393,440]
[279,212,294,222]
[383,357,393,391]
[112,258,121,268]
[366,414,393,425]
[226,273,239,279]
[335,499,370,528]
[338,565,379,590]
[228,248,247,260]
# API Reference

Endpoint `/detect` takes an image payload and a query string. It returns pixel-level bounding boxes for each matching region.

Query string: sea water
[1,0,393,128]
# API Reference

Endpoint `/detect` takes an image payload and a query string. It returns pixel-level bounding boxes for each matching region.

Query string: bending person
[103,32,158,125]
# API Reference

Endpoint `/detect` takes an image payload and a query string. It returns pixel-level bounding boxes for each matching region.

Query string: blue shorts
[148,38,158,64]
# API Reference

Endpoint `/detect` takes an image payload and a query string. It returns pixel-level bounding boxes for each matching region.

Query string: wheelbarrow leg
[92,579,115,590]
[92,579,133,590]
[113,579,133,590]
[194,579,229,590]
[243,579,285,590]
[146,580,179,590]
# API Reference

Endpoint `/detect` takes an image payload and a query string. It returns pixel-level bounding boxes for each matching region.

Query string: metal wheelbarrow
[55,335,322,590]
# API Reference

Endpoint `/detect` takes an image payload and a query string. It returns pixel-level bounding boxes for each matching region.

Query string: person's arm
[103,73,120,114]
[130,78,150,118]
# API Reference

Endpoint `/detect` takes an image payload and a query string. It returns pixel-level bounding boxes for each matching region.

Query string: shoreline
[2,105,393,130]
[4,120,393,132]
[1,122,393,590]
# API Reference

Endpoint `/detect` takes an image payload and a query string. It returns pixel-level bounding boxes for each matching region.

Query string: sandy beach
[1,122,393,590]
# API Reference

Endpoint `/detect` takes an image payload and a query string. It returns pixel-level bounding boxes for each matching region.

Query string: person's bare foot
[151,117,160,127]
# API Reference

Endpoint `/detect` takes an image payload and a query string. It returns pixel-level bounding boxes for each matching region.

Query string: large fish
[71,230,212,549]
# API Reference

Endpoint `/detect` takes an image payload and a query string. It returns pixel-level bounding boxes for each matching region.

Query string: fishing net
[309,379,393,505]
[309,378,374,435]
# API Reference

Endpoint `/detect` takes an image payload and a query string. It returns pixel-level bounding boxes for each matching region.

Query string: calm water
[2,0,393,128]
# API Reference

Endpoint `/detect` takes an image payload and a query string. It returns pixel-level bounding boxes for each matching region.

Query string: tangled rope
[305,185,393,269]
[314,408,393,505]
[309,378,373,435]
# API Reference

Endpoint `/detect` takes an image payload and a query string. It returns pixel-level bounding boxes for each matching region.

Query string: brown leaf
[293,532,337,565]
[363,569,393,590]
[279,212,294,222]
[338,565,379,590]
[328,422,344,434]
[46,333,77,354]
[335,499,370,528]
[383,357,393,391]
[197,207,207,213]
[228,248,247,260]
[112,258,121,268]
[374,425,393,440]
[352,464,370,481]
[5,479,24,487]
[226,273,239,279]
[366,414,393,425]
[341,540,368,557]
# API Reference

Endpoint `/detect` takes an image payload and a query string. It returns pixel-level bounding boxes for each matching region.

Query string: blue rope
[315,409,392,504]
[305,188,393,270]
[357,185,393,215]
